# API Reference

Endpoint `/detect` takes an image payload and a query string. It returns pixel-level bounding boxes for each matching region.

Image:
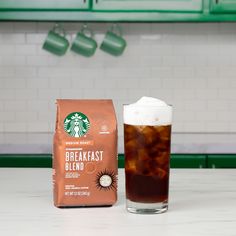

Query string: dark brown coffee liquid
[124,124,171,203]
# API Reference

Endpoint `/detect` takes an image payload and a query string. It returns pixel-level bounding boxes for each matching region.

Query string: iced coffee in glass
[123,97,172,214]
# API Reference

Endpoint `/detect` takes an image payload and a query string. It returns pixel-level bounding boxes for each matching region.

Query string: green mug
[42,24,69,56]
[100,24,127,56]
[71,25,97,57]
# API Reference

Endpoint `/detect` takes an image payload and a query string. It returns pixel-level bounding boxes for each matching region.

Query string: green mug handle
[80,24,94,38]
[110,24,123,36]
[52,23,66,37]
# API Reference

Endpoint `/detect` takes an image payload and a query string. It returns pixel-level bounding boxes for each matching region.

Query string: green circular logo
[64,112,90,137]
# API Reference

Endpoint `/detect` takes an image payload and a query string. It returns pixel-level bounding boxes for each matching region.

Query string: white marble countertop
[0,168,236,236]
[1,132,236,153]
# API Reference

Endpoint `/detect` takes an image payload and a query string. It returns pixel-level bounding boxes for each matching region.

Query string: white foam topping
[123,96,172,126]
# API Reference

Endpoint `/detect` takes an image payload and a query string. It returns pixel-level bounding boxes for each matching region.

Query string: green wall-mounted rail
[1,154,236,168]
[1,11,236,22]
[1,0,236,22]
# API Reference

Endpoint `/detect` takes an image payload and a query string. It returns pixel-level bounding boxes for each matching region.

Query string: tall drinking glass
[124,102,172,214]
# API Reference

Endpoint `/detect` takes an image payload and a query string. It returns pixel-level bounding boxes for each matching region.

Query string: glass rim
[123,103,173,107]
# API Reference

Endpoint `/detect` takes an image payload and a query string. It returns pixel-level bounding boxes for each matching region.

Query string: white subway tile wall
[0,22,236,135]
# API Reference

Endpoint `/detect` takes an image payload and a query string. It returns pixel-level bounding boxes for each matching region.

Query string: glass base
[126,199,168,214]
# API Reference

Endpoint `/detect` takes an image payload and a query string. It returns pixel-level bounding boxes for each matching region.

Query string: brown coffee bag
[53,99,118,207]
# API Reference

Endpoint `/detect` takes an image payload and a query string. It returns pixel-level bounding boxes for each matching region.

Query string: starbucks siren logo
[64,112,90,137]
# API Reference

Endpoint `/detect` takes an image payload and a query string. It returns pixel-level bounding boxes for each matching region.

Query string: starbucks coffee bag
[53,99,118,207]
